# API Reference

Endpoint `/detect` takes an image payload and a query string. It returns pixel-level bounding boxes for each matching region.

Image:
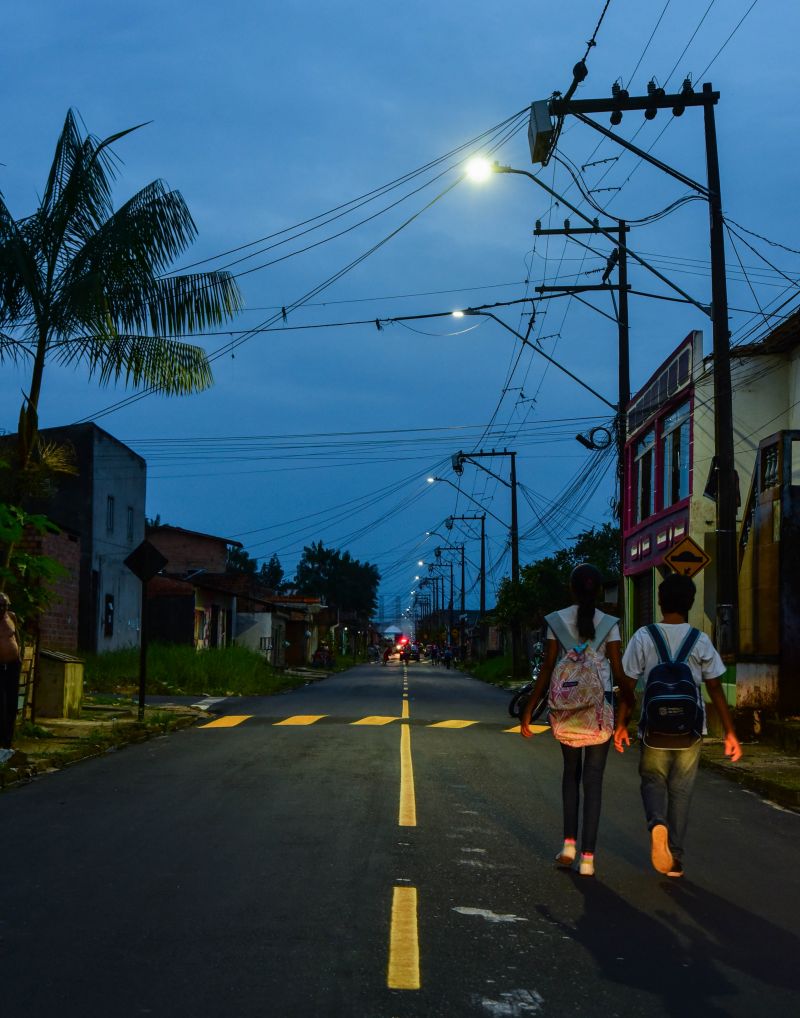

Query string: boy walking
[614,574,742,877]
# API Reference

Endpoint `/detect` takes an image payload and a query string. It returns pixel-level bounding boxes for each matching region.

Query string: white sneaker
[579,854,595,877]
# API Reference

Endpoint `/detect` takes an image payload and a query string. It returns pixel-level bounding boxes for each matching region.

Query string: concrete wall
[235,612,273,653]
[90,428,146,652]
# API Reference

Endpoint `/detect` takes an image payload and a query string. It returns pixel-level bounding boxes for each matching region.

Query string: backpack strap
[592,613,619,649]
[646,623,672,664]
[674,627,702,664]
[545,611,618,652]
[544,611,574,652]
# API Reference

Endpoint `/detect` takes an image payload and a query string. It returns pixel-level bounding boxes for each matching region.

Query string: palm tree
[0,109,243,491]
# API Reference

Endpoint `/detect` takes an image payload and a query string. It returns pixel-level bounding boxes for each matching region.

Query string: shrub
[84,643,310,697]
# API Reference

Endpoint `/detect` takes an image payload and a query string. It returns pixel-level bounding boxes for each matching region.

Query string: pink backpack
[545,611,617,747]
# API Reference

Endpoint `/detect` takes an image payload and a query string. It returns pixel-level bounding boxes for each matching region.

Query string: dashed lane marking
[399,725,416,827]
[504,723,550,734]
[199,715,253,729]
[273,715,328,726]
[199,715,551,731]
[387,885,420,990]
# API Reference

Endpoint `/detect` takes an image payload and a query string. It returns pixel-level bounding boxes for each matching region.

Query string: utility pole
[533,218,629,631]
[703,84,736,658]
[452,450,525,678]
[548,82,736,656]
[447,513,486,659]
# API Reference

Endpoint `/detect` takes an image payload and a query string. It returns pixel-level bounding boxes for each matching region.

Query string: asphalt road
[0,660,797,1017]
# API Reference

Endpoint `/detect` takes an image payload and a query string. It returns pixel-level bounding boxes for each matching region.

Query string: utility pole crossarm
[496,165,710,318]
[550,90,719,116]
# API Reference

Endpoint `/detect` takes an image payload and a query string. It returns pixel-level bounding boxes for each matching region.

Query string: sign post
[124,541,168,721]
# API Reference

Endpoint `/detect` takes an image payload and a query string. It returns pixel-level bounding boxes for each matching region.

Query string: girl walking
[520,564,633,876]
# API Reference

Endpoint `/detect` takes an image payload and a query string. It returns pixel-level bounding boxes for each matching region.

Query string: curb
[0,713,201,791]
[699,753,800,813]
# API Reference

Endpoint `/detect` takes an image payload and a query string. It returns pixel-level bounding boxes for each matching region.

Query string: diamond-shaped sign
[124,540,168,582]
[663,536,711,578]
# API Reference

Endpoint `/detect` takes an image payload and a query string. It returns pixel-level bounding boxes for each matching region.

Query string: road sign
[664,536,711,578]
[124,540,168,582]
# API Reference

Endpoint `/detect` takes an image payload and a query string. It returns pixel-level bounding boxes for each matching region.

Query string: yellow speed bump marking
[387,885,420,990]
[399,725,416,827]
[273,715,327,726]
[199,715,252,729]
[504,723,549,734]
[427,719,479,729]
[351,716,398,726]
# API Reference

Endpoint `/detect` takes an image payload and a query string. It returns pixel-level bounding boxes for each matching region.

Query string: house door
[632,570,655,630]
[209,604,220,648]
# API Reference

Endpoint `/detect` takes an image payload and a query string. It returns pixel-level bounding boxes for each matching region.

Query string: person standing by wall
[0,593,22,764]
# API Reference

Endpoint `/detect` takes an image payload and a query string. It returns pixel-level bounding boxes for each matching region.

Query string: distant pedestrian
[443,646,453,670]
[615,573,742,878]
[383,647,390,666]
[0,593,22,764]
[520,564,633,877]
[430,645,439,666]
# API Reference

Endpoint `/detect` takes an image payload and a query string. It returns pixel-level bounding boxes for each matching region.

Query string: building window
[661,401,691,508]
[127,506,134,542]
[634,430,655,523]
[103,594,115,637]
[106,495,115,533]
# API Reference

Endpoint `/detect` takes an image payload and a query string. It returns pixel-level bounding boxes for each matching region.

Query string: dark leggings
[0,660,22,749]
[560,739,611,854]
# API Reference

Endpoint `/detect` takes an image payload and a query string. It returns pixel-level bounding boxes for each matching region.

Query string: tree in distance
[226,548,286,592]
[294,541,379,618]
[492,523,620,629]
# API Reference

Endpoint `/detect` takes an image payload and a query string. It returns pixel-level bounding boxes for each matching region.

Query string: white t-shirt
[622,623,726,735]
[546,606,621,692]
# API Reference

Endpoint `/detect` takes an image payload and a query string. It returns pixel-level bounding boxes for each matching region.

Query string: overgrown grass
[84,643,314,697]
[460,654,518,688]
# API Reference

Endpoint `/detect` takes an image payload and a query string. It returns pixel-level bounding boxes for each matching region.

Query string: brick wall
[20,529,81,652]
[147,529,230,574]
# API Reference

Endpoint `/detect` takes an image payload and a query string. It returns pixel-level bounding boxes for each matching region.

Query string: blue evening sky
[1,1,796,620]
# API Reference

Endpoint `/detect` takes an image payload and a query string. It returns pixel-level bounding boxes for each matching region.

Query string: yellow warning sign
[663,535,711,578]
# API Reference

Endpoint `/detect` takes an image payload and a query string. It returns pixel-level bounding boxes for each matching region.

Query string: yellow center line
[387,885,420,990]
[399,723,416,827]
[401,699,409,719]
[199,715,252,728]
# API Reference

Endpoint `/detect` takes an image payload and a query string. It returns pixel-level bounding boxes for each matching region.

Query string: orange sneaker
[650,824,674,874]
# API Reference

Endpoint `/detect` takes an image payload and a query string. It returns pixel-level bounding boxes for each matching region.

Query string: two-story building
[34,423,146,652]
[623,316,800,712]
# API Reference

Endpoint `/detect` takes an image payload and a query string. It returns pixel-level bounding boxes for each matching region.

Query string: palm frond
[132,271,244,335]
[56,332,213,395]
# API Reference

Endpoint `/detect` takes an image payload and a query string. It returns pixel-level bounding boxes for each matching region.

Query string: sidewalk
[0,702,206,790]
[700,737,800,811]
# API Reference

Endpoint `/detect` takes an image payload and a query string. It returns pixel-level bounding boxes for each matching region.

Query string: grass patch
[462,654,518,688]
[17,720,55,739]
[84,643,317,697]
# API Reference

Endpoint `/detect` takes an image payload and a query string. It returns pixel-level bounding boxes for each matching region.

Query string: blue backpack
[641,625,704,741]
